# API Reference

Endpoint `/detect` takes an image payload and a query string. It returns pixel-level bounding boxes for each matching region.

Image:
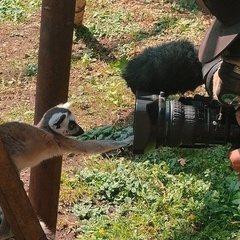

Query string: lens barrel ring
[166,100,196,146]
[181,104,196,145]
[166,100,184,146]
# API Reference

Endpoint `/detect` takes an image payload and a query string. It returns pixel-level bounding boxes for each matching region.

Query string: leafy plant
[0,0,40,21]
[25,63,38,76]
[86,9,135,39]
[171,0,199,13]
[109,57,128,74]
[78,125,133,141]
[152,16,178,35]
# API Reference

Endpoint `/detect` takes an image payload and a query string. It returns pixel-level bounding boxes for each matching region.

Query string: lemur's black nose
[72,126,84,136]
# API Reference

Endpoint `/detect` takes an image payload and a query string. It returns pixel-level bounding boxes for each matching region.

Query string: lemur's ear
[49,113,67,129]
[57,102,71,109]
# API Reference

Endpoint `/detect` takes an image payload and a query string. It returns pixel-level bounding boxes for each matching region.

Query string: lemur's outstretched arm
[57,135,133,155]
[0,121,133,171]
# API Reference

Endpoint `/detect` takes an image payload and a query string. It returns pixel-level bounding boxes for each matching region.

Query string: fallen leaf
[179,158,187,166]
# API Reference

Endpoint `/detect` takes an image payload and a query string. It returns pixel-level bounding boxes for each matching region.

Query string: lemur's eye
[69,121,77,130]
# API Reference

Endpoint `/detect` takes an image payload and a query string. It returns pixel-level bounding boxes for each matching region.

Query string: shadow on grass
[72,2,200,64]
[74,25,117,62]
[72,15,180,64]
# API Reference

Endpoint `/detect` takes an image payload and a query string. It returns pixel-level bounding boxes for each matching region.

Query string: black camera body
[133,91,240,154]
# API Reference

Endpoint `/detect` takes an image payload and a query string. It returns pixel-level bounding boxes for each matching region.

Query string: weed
[153,16,178,35]
[0,0,40,22]
[25,63,38,76]
[85,9,135,39]
[74,25,93,42]
[171,0,199,13]
[109,57,128,75]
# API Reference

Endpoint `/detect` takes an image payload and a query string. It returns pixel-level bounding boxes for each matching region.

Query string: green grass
[65,145,240,240]
[0,0,40,22]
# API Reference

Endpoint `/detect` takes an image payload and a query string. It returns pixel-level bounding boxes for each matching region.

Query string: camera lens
[133,91,240,154]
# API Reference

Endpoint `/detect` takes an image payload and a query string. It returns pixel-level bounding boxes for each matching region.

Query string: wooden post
[29,0,76,233]
[0,139,47,240]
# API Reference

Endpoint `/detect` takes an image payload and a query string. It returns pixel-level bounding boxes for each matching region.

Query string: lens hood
[133,91,161,154]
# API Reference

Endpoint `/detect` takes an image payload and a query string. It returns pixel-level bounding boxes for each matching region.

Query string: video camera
[133,91,240,154]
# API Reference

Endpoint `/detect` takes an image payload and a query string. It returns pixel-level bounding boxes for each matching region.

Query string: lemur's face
[48,109,84,137]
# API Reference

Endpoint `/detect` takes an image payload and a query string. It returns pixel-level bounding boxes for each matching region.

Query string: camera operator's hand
[229,108,240,172]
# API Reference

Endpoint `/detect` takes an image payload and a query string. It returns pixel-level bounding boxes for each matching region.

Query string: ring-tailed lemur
[0,103,133,172]
[0,103,133,239]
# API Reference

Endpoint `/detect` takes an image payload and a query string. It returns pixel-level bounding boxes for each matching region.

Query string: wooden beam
[0,139,47,240]
[29,0,76,233]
